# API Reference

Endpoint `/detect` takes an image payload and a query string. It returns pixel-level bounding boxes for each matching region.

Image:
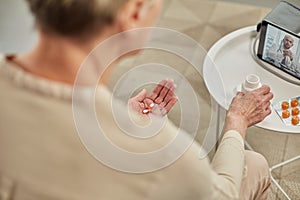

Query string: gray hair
[26,0,128,37]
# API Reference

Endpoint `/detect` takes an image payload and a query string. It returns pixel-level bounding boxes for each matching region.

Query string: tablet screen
[257,20,300,80]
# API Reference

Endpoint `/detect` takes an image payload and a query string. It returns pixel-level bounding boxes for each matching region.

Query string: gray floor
[0,0,299,199]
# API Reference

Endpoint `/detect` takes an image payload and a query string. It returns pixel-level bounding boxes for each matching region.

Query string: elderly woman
[0,0,273,199]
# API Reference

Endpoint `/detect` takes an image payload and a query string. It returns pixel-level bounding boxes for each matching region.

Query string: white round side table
[203,26,300,200]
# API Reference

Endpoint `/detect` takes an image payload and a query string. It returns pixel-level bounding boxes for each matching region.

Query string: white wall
[0,0,37,54]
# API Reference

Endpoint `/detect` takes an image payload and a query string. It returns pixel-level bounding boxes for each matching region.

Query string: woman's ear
[116,0,146,31]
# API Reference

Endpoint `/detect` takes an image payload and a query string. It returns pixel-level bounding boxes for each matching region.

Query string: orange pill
[291,116,299,126]
[282,109,290,119]
[292,107,299,116]
[281,101,289,110]
[291,99,299,107]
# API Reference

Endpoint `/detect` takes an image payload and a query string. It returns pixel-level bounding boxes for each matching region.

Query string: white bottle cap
[242,74,262,93]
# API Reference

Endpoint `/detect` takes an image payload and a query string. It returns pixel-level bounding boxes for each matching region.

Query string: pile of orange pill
[281,99,299,126]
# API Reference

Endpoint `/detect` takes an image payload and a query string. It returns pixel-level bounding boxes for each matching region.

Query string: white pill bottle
[241,74,262,93]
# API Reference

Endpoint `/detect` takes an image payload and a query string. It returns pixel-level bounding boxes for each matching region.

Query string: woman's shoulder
[0,54,73,100]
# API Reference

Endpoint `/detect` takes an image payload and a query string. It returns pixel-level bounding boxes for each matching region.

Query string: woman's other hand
[128,79,178,116]
[224,85,274,139]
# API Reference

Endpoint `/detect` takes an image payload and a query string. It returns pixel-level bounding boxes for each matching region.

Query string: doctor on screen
[266,34,295,68]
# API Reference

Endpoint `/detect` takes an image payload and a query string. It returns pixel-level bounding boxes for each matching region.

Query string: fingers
[164,97,178,114]
[160,84,176,104]
[248,106,272,127]
[148,79,167,100]
[150,95,178,116]
[253,85,271,95]
[233,92,244,101]
[247,85,273,110]
[236,92,244,97]
[261,92,274,104]
[263,101,271,111]
[145,79,178,116]
[136,88,147,102]
[143,98,155,109]
[154,80,174,104]
[149,79,176,104]
[128,89,147,115]
[252,86,273,110]
[247,86,273,126]
[131,79,178,116]
[139,102,145,110]
[227,84,274,132]
[150,97,178,116]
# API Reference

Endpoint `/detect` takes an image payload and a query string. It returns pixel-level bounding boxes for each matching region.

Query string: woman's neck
[13,32,111,85]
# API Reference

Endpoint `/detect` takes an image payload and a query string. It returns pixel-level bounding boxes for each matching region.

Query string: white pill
[150,103,155,108]
[143,109,150,114]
